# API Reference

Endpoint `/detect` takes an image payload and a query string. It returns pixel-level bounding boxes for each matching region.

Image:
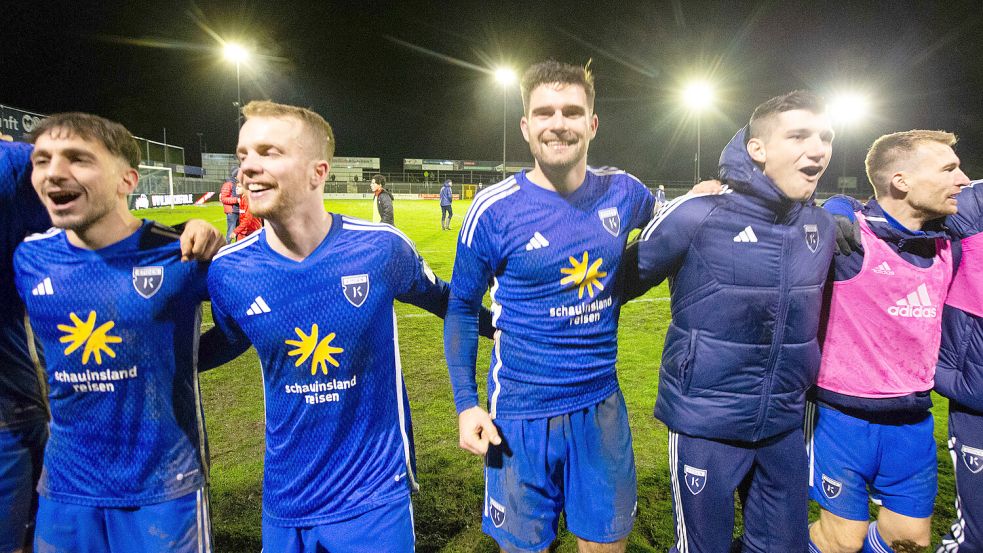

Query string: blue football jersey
[13,221,210,506]
[450,167,655,419]
[1,142,49,430]
[207,214,447,527]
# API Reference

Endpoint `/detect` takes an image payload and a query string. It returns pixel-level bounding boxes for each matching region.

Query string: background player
[628,90,836,552]
[14,112,223,552]
[206,100,491,553]
[440,178,453,230]
[811,131,970,553]
[445,60,655,553]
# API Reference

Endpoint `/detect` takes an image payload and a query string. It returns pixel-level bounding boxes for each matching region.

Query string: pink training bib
[946,231,983,317]
[817,214,953,398]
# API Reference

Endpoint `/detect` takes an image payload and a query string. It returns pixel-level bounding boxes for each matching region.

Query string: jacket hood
[718,126,816,214]
[862,199,949,243]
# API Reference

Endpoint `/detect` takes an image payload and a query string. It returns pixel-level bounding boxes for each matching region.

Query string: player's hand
[179,219,224,261]
[690,179,724,195]
[833,214,863,256]
[458,406,501,456]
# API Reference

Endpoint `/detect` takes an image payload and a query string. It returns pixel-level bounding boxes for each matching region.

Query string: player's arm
[198,271,252,371]
[947,179,983,240]
[821,194,864,255]
[621,195,706,301]
[935,306,983,412]
[378,194,394,224]
[444,220,501,456]
[172,219,225,261]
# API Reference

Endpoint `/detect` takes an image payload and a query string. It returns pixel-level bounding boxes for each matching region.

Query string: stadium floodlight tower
[495,67,517,181]
[223,43,250,128]
[828,92,869,181]
[683,80,714,183]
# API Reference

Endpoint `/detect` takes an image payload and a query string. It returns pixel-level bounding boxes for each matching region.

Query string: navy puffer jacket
[630,128,836,442]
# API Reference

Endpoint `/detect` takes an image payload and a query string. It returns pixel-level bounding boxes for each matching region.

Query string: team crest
[821,474,842,499]
[962,445,983,474]
[132,266,164,299]
[804,224,819,253]
[598,207,621,237]
[341,274,370,308]
[489,497,506,528]
[683,465,707,495]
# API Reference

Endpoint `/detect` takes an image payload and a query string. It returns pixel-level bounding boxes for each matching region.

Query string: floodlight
[223,43,250,63]
[829,93,868,126]
[495,68,517,86]
[683,81,714,111]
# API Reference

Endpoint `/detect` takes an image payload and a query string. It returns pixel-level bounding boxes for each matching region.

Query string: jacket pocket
[680,330,699,394]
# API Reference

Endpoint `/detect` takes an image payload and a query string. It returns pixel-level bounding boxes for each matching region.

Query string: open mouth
[800,166,822,178]
[47,189,82,206]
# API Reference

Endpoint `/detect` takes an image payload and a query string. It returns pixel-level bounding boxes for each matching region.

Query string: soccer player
[13,112,224,552]
[1,140,49,553]
[810,131,969,553]
[440,178,453,230]
[445,60,655,553]
[206,100,489,552]
[628,90,837,552]
[936,179,983,552]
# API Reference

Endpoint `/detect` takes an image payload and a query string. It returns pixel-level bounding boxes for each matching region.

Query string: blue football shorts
[808,403,936,520]
[0,421,47,553]
[34,487,212,553]
[261,494,415,553]
[482,389,637,553]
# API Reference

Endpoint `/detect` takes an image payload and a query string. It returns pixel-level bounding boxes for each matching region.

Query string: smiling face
[747,109,834,201]
[236,115,326,223]
[520,82,598,176]
[897,141,969,218]
[30,129,136,233]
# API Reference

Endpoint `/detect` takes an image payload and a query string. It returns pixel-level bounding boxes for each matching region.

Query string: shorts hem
[483,522,556,553]
[567,525,634,545]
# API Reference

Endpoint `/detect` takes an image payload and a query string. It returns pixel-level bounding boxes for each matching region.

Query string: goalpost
[135,165,174,209]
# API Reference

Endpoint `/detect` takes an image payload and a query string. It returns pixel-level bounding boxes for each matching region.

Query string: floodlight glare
[683,81,714,111]
[829,93,868,125]
[224,43,250,63]
[495,68,517,85]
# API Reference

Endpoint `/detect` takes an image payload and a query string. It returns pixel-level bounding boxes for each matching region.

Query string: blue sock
[862,522,894,553]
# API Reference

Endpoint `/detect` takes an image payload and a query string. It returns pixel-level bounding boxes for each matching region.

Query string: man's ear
[119,167,139,195]
[520,116,530,142]
[746,138,766,164]
[890,171,909,193]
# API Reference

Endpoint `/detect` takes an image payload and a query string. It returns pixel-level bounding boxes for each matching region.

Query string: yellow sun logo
[560,251,607,299]
[57,311,122,365]
[285,324,344,375]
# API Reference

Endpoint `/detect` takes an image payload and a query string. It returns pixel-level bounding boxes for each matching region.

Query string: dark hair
[520,60,595,113]
[30,112,141,169]
[372,174,386,186]
[748,90,826,140]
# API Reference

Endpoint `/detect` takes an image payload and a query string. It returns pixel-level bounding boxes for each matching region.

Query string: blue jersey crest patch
[132,266,164,299]
[598,207,621,237]
[683,464,706,495]
[489,497,506,528]
[804,224,819,253]
[341,274,370,308]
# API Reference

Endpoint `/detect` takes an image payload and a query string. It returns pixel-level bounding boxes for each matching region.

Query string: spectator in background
[654,184,666,211]
[371,173,394,225]
[233,175,262,242]
[219,166,240,243]
[440,179,453,230]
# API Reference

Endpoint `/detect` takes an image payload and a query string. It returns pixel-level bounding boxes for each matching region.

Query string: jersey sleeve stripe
[213,232,261,261]
[341,221,417,250]
[640,190,730,241]
[23,228,60,242]
[460,177,517,242]
[462,183,520,248]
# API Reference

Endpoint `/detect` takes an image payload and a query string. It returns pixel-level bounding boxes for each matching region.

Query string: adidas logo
[733,226,758,243]
[872,262,894,275]
[525,232,550,251]
[887,283,937,318]
[246,296,271,316]
[31,277,54,296]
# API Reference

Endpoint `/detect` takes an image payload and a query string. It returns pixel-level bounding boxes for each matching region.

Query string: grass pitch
[140,199,956,552]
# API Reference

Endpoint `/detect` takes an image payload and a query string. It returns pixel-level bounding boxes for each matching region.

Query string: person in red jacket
[219,167,240,243]
[234,179,262,241]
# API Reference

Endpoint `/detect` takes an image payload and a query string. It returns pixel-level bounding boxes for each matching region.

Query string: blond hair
[242,100,335,160]
[865,130,957,197]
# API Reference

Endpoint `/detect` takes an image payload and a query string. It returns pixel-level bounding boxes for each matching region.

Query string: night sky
[3,1,982,190]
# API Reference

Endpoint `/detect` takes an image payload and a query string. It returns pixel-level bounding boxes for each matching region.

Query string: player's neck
[66,208,142,250]
[877,198,928,231]
[264,208,332,261]
[526,162,587,197]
